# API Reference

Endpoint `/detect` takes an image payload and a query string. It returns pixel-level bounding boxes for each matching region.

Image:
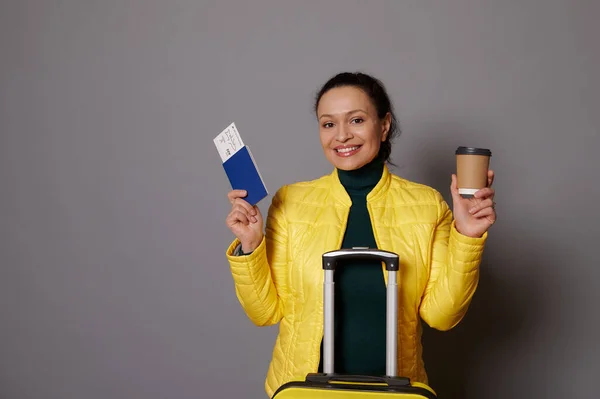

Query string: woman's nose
[336,125,352,142]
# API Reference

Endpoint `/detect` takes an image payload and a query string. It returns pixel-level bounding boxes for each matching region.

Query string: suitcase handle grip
[322,247,399,271]
[321,247,400,377]
[305,373,410,387]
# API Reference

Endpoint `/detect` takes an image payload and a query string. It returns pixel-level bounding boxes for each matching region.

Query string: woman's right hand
[226,190,264,253]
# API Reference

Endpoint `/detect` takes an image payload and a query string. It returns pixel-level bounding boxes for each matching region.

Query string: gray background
[1,1,599,398]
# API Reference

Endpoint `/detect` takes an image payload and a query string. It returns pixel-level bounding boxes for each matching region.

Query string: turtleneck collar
[337,156,385,195]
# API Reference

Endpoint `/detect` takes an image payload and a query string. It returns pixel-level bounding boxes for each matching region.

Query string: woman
[224,72,496,398]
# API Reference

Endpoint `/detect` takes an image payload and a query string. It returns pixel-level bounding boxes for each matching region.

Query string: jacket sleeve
[225,186,289,327]
[419,192,487,331]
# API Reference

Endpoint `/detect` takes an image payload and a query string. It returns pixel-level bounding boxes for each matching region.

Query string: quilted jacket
[225,164,487,398]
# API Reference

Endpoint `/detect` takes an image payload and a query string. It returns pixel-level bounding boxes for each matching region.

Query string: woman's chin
[331,158,367,171]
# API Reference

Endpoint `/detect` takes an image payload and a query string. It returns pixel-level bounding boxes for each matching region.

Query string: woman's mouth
[335,145,361,157]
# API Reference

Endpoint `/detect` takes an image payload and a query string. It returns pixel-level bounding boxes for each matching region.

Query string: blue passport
[214,122,268,206]
[222,146,268,206]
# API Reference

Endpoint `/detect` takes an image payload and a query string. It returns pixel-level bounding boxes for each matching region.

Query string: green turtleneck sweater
[318,157,387,376]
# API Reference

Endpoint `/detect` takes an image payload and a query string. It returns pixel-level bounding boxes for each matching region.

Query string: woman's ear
[381,112,392,141]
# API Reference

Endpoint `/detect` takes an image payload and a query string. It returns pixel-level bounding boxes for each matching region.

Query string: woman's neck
[337,156,385,194]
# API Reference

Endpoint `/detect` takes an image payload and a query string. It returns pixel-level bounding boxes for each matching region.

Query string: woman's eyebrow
[319,109,368,119]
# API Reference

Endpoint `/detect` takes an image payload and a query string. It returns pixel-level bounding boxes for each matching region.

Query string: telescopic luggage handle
[321,247,400,377]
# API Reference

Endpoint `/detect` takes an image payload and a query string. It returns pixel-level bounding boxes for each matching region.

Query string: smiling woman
[223,71,497,398]
[315,72,398,170]
[317,85,390,169]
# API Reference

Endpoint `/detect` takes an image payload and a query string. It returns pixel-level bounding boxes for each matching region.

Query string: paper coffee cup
[456,147,492,198]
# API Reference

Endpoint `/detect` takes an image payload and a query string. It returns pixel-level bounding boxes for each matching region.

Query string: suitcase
[272,247,437,398]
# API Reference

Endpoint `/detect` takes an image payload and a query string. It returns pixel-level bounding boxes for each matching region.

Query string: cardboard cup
[456,147,492,198]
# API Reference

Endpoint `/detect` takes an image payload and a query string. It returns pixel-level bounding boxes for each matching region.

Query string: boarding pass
[214,122,245,163]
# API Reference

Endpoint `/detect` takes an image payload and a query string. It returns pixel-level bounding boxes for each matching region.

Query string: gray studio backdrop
[1,1,599,398]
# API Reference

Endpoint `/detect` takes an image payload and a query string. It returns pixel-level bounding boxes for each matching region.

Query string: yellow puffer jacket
[226,165,487,398]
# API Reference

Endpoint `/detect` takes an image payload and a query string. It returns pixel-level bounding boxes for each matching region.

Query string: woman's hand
[451,170,496,238]
[226,190,264,253]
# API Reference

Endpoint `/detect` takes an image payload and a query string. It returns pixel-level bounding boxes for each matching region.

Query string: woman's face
[317,86,390,171]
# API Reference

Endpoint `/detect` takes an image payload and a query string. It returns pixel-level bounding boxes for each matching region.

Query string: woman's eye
[351,118,364,124]
[323,122,334,128]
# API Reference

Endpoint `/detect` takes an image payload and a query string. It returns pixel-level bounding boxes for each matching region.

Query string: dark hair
[314,72,400,164]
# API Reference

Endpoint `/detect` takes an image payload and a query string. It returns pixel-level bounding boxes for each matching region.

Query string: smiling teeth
[337,146,359,153]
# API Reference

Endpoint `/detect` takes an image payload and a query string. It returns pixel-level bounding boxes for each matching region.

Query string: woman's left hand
[451,170,496,238]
